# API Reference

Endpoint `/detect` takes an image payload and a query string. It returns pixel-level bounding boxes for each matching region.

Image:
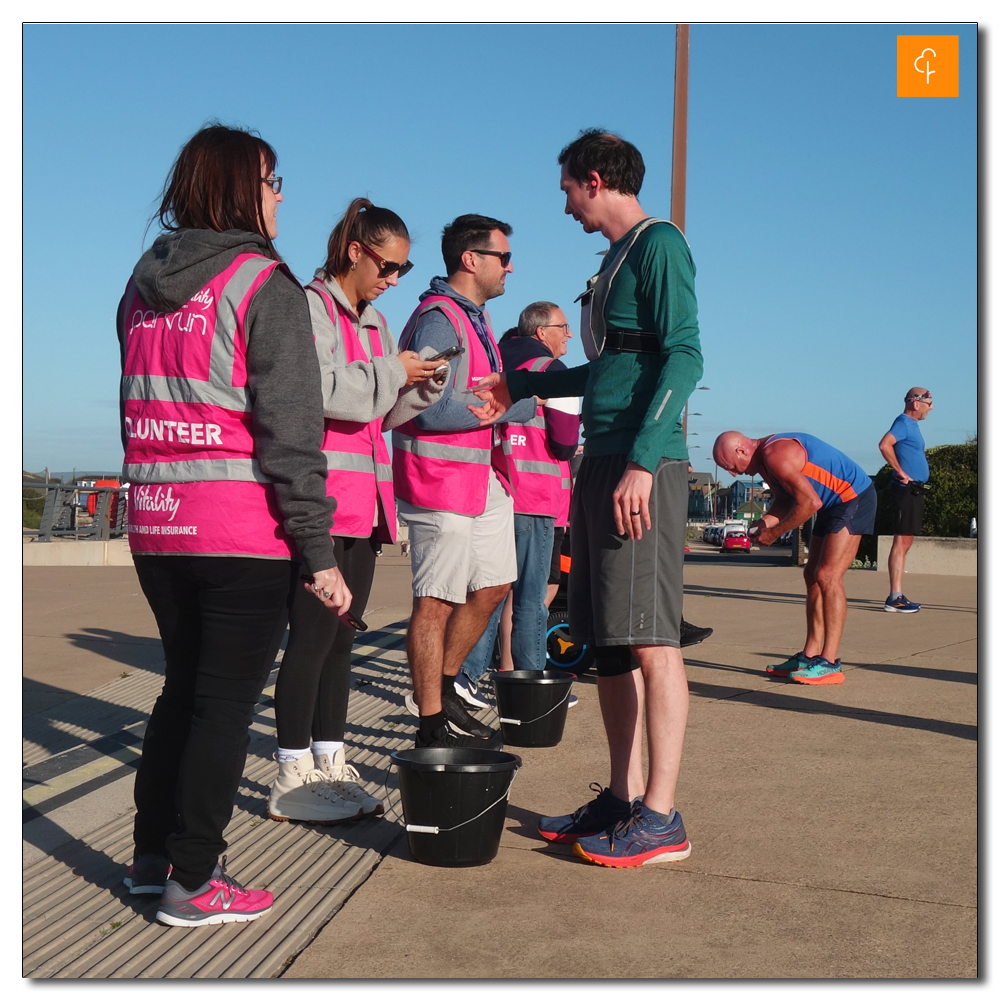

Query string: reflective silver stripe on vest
[520,414,546,429]
[526,357,552,372]
[121,373,251,411]
[376,462,393,482]
[123,457,268,483]
[561,478,572,490]
[326,451,375,473]
[209,256,276,386]
[392,431,491,464]
[513,459,562,477]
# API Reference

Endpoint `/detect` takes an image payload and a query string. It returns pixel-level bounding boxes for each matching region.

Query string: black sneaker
[441,687,498,743]
[415,724,503,751]
[537,782,632,844]
[680,619,713,647]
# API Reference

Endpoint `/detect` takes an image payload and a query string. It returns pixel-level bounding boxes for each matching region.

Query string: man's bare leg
[407,595,455,716]
[498,592,515,671]
[635,645,689,816]
[814,528,862,662]
[442,583,510,678]
[802,536,827,659]
[597,668,645,803]
[888,534,914,594]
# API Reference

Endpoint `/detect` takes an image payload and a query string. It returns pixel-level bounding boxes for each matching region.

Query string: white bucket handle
[499,686,572,727]
[405,766,519,835]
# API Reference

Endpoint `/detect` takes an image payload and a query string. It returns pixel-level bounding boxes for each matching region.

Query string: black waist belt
[604,329,660,354]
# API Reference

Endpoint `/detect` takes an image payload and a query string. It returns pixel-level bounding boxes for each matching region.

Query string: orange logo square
[897,35,959,96]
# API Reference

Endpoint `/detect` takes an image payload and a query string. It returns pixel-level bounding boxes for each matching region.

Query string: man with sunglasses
[878,387,934,613]
[472,130,703,868]
[392,214,536,750]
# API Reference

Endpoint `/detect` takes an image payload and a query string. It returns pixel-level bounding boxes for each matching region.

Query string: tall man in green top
[472,129,703,867]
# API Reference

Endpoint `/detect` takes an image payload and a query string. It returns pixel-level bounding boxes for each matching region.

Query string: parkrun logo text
[897,35,959,97]
[129,305,210,337]
[131,485,182,522]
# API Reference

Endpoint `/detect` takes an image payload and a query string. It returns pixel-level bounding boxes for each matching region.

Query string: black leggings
[132,555,297,890]
[274,533,379,749]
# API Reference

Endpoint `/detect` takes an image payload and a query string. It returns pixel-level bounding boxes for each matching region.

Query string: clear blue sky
[22,23,978,480]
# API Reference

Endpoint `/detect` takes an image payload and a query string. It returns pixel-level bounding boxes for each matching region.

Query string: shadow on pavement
[687,679,977,741]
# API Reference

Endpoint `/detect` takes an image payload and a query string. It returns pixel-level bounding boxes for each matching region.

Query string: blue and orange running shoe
[884,594,921,613]
[790,657,845,685]
[765,651,817,678]
[573,800,692,868]
[537,782,631,844]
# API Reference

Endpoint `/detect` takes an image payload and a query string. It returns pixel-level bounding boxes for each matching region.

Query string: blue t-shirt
[887,414,929,482]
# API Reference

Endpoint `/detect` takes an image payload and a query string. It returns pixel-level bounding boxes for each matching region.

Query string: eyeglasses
[472,249,512,267]
[358,241,414,278]
[540,323,571,331]
[262,175,283,194]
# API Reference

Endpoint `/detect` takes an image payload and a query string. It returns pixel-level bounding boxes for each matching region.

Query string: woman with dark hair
[118,124,350,926]
[267,197,443,823]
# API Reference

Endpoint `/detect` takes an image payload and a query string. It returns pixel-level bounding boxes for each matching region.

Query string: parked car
[721,531,751,553]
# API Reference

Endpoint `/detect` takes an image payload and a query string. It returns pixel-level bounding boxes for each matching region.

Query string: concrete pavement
[23,543,977,977]
[289,547,978,979]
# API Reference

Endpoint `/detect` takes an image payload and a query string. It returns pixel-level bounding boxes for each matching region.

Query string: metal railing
[24,483,129,542]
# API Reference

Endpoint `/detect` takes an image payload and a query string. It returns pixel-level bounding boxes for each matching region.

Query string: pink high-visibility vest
[121,253,297,558]
[306,279,396,542]
[392,295,513,516]
[508,356,573,524]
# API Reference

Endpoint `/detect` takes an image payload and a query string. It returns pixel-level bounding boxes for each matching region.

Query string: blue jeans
[462,514,555,684]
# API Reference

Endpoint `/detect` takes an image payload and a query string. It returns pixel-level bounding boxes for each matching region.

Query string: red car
[721,531,751,552]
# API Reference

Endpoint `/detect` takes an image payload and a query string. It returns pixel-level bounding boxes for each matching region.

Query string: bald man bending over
[713,431,876,685]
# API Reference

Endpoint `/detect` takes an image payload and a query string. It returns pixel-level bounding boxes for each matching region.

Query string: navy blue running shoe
[537,782,631,844]
[573,800,692,867]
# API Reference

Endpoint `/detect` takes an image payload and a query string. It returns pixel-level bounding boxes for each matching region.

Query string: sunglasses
[262,175,282,194]
[907,393,933,403]
[358,241,414,278]
[472,249,512,267]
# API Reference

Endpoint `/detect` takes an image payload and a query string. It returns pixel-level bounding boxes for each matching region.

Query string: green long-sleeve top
[506,220,703,473]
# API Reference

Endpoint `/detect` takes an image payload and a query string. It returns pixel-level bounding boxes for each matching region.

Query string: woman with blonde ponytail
[267,198,442,824]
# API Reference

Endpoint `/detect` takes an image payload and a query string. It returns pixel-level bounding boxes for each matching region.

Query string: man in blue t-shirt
[878,387,934,613]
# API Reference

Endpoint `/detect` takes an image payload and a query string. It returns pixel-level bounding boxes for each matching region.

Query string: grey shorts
[567,454,687,648]
[397,469,517,604]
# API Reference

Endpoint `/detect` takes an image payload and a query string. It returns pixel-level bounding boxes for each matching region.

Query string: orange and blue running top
[765,433,872,509]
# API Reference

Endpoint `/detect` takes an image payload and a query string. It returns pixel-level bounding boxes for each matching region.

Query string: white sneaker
[314,748,384,816]
[568,694,579,709]
[267,755,363,824]
[453,672,489,710]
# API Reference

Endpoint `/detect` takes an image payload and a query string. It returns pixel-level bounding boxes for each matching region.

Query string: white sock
[276,746,311,763]
[311,741,344,761]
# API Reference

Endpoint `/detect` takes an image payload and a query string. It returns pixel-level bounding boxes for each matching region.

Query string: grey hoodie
[117,229,337,574]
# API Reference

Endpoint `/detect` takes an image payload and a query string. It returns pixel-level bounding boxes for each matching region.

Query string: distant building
[687,472,719,519]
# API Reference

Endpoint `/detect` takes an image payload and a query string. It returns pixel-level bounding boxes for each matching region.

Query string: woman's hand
[306,567,353,621]
[398,351,443,386]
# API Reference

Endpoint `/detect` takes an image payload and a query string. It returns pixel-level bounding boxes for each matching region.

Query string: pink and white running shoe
[155,860,273,927]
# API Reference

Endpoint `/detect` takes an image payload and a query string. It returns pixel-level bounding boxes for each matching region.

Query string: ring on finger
[322,590,332,599]
[630,510,641,516]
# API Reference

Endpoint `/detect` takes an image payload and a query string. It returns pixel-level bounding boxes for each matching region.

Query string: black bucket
[491,669,575,748]
[390,748,521,867]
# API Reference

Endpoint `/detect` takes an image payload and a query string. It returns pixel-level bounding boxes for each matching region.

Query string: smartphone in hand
[427,346,465,363]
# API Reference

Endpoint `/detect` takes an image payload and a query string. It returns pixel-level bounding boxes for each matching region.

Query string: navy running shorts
[813,483,877,537]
